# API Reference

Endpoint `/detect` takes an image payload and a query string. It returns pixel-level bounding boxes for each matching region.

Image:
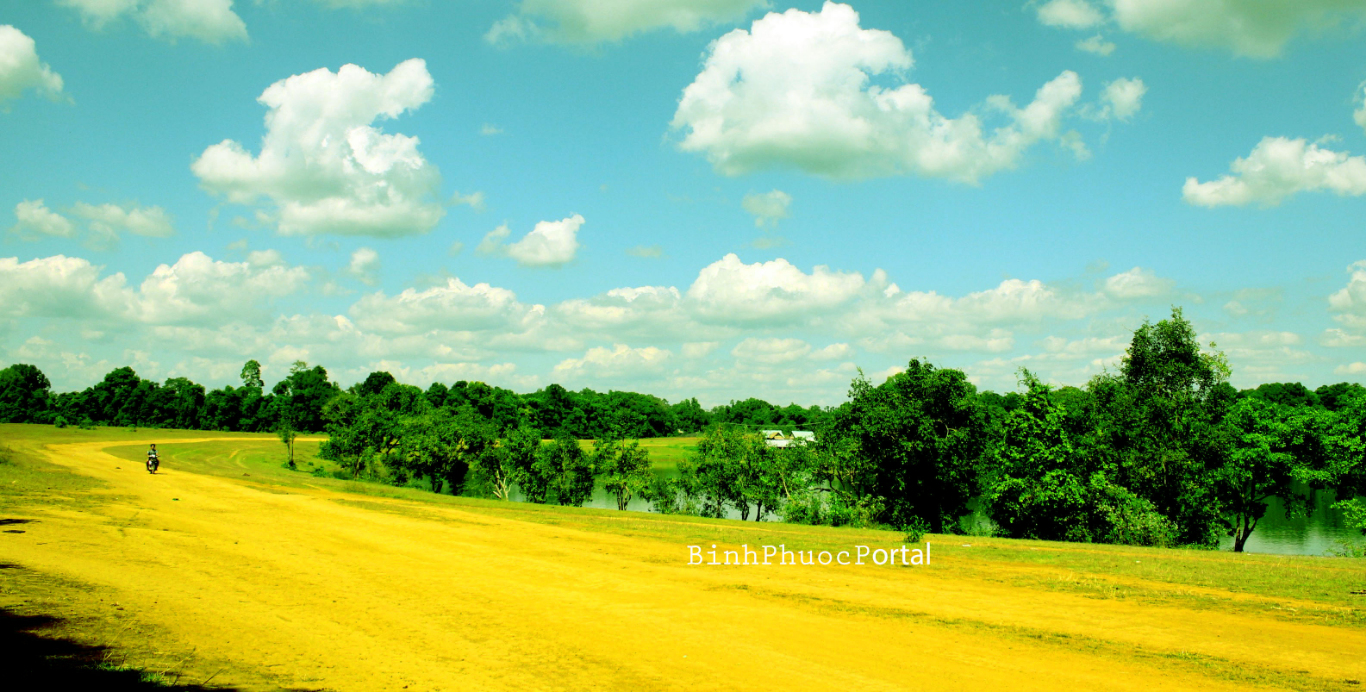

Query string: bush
[902,517,931,543]
[78,416,95,430]
[779,491,826,525]
[310,465,329,478]
[53,415,67,429]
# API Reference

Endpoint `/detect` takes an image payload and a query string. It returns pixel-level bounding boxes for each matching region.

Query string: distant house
[762,429,815,448]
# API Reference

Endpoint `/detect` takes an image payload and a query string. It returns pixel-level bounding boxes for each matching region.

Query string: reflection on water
[1217,488,1360,557]
[540,478,1363,557]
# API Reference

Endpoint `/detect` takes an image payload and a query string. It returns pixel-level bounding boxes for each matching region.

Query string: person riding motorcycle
[146,443,159,473]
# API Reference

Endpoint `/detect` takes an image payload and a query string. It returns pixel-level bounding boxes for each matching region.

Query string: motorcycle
[147,454,159,474]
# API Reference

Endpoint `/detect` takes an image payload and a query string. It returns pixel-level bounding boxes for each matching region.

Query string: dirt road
[1,439,1362,690]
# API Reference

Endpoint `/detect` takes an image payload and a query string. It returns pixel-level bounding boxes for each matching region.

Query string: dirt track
[2,439,1363,690]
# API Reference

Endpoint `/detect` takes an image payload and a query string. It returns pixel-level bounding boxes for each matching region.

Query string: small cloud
[480,123,504,136]
[1335,362,1366,375]
[682,341,718,358]
[506,214,583,267]
[448,241,464,256]
[477,224,511,256]
[347,247,380,285]
[1075,34,1115,56]
[1036,0,1105,29]
[742,189,791,228]
[627,244,663,258]
[226,238,248,251]
[450,190,486,212]
[10,199,75,239]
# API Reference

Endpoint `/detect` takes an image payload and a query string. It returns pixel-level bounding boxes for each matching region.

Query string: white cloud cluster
[1329,260,1366,330]
[132,251,309,325]
[72,201,174,239]
[671,3,1106,182]
[553,343,672,381]
[741,190,791,228]
[477,215,584,267]
[349,277,535,336]
[486,0,767,45]
[1035,0,1366,58]
[346,247,380,285]
[1097,77,1146,121]
[1103,266,1173,299]
[9,199,174,247]
[686,253,867,325]
[192,59,445,238]
[0,26,64,105]
[58,0,248,45]
[1183,136,1366,207]
[10,200,75,239]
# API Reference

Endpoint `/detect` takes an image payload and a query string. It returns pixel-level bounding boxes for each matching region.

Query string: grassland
[0,423,1363,691]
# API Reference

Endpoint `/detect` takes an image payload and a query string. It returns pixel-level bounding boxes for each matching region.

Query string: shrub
[53,415,68,429]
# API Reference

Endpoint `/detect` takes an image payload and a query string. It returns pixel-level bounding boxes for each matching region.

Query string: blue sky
[2,0,1365,405]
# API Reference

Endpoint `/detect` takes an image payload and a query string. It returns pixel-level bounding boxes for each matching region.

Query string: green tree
[240,359,264,390]
[1215,397,1310,552]
[506,427,550,503]
[821,360,988,533]
[0,364,52,423]
[537,433,595,506]
[593,435,654,510]
[277,417,298,469]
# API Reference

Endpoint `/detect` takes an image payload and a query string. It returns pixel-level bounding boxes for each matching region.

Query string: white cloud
[348,277,537,335]
[1098,77,1145,121]
[741,189,791,228]
[1329,260,1366,330]
[486,0,767,45]
[1103,266,1172,299]
[192,59,445,238]
[347,247,380,285]
[1336,362,1366,375]
[809,342,853,361]
[672,3,1097,182]
[731,337,811,364]
[505,214,583,267]
[477,224,511,255]
[480,123,503,135]
[1184,137,1366,207]
[0,255,132,320]
[450,190,486,212]
[131,251,309,325]
[1037,0,1105,29]
[10,200,75,238]
[1036,0,1366,58]
[686,253,866,325]
[682,341,718,358]
[553,343,672,380]
[627,244,663,258]
[0,26,65,104]
[71,201,174,238]
[1355,82,1366,134]
[1323,328,1366,348]
[1075,34,1116,56]
[57,0,248,45]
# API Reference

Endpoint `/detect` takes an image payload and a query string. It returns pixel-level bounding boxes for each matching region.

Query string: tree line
[1,306,1363,552]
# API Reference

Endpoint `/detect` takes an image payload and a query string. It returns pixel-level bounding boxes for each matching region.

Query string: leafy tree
[399,408,493,494]
[240,359,264,390]
[1214,397,1310,552]
[271,361,338,433]
[507,427,551,503]
[475,426,538,501]
[821,360,988,533]
[593,435,654,510]
[1245,382,1319,408]
[277,417,298,469]
[537,434,595,506]
[1317,382,1366,412]
[1087,307,1231,546]
[0,364,52,423]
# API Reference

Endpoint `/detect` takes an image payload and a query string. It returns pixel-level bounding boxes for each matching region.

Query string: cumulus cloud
[0,255,132,320]
[348,277,537,335]
[742,190,791,228]
[506,214,583,267]
[486,0,767,45]
[686,253,866,325]
[1035,0,1366,58]
[1336,362,1366,375]
[192,59,445,238]
[10,200,75,239]
[57,0,248,45]
[671,3,1100,182]
[347,247,380,285]
[1075,35,1116,56]
[131,251,310,325]
[1183,137,1366,207]
[1036,0,1105,29]
[731,337,811,364]
[71,201,175,238]
[0,26,65,105]
[1102,266,1172,299]
[1097,77,1145,121]
[1329,260,1366,329]
[552,343,672,380]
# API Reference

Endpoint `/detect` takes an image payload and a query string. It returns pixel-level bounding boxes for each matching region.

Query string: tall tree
[822,360,988,533]
[593,435,654,511]
[1215,397,1310,552]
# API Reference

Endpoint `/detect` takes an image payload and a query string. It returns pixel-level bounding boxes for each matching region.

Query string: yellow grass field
[1,424,1363,690]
